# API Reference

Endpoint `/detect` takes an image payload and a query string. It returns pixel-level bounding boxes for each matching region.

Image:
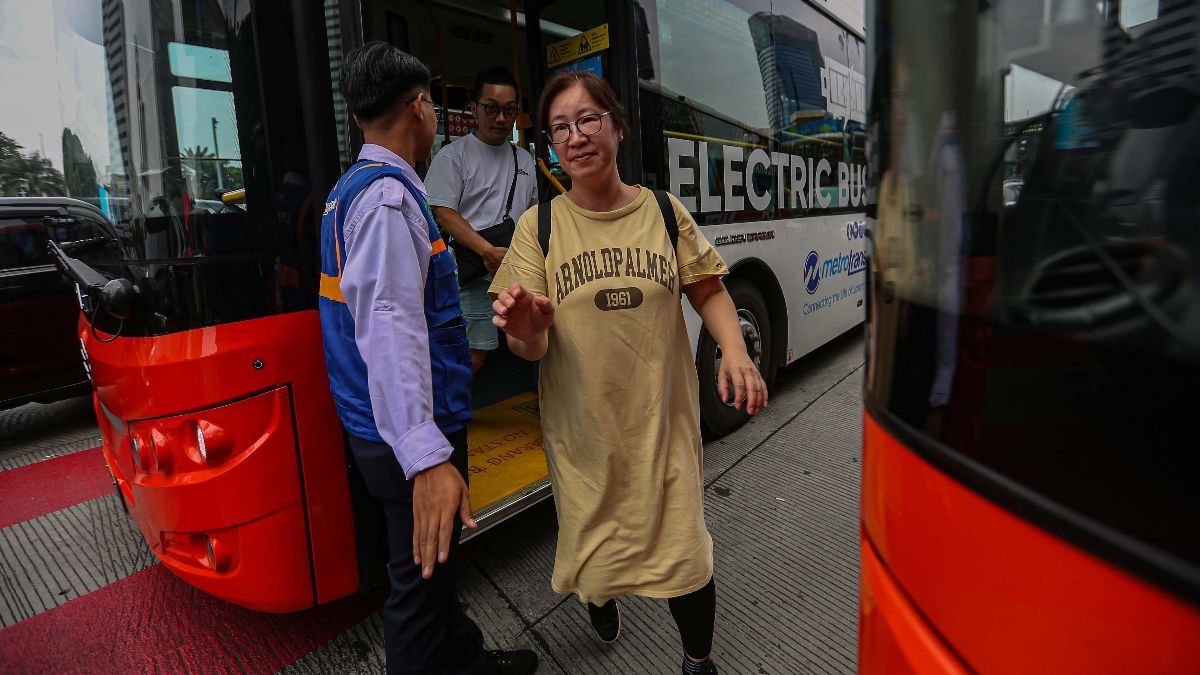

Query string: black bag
[449,144,519,286]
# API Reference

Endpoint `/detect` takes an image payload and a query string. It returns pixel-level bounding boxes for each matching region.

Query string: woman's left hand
[718,350,768,415]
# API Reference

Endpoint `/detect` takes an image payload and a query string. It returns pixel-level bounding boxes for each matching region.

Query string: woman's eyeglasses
[545,111,613,145]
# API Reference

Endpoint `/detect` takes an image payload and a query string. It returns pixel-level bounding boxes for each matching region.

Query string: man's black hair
[471,66,519,102]
[340,41,431,123]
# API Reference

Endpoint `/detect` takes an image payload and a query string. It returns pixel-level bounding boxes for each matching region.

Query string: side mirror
[100,278,138,320]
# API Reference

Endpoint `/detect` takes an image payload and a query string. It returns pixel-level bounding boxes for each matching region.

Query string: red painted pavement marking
[0,447,112,528]
[0,564,384,674]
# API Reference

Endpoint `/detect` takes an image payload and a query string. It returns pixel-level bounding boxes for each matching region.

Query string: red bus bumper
[860,411,1200,674]
[859,529,967,675]
[87,311,357,612]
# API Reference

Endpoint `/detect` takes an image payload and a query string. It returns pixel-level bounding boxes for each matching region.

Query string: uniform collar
[358,144,426,195]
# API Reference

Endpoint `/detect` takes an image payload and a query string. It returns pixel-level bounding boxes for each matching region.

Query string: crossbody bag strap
[503,143,519,220]
[537,199,552,258]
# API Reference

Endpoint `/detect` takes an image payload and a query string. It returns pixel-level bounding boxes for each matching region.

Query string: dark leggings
[666,577,717,659]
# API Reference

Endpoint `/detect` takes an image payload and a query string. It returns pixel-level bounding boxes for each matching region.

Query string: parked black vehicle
[0,197,120,410]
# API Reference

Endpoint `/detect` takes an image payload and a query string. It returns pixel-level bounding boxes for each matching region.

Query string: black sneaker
[681,657,718,675]
[586,599,621,643]
[487,649,538,675]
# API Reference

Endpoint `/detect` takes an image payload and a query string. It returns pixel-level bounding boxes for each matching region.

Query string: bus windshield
[0,0,331,333]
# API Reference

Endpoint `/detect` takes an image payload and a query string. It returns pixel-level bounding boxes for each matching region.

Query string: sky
[0,0,111,174]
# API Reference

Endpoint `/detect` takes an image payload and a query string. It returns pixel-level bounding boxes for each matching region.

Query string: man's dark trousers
[347,429,490,675]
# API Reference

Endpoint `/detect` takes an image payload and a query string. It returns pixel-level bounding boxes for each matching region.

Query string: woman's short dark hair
[340,42,431,123]
[537,71,630,140]
[472,66,519,101]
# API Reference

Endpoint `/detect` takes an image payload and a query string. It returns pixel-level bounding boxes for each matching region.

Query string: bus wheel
[698,279,772,437]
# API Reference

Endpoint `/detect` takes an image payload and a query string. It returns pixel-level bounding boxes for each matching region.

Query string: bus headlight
[195,423,208,463]
[204,535,232,572]
[193,420,231,465]
[150,428,172,473]
[130,436,142,472]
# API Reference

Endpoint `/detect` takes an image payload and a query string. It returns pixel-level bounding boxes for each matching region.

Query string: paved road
[0,329,864,674]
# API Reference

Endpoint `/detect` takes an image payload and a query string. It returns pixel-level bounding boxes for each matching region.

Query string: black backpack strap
[537,200,552,257]
[539,192,675,259]
[652,189,679,252]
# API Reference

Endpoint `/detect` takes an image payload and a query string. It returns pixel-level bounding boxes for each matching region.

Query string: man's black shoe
[681,657,718,675]
[487,649,538,674]
[586,599,621,643]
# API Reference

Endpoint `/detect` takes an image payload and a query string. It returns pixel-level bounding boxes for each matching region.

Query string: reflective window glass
[0,0,332,332]
[635,0,867,223]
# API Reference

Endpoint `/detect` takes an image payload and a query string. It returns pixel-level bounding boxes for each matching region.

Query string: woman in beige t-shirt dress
[489,73,767,675]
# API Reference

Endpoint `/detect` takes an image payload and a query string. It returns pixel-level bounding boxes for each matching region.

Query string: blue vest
[318,160,472,442]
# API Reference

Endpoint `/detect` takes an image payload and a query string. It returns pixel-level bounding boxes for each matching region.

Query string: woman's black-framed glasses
[404,93,442,120]
[545,111,612,145]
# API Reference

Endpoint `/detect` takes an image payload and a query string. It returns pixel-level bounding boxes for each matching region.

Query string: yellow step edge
[466,391,548,514]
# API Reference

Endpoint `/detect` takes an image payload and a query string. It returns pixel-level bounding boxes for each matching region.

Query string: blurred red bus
[861,0,1200,672]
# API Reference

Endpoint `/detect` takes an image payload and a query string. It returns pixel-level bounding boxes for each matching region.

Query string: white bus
[627,0,868,434]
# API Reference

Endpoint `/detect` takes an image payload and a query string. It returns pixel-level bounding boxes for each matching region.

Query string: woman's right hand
[492,283,555,341]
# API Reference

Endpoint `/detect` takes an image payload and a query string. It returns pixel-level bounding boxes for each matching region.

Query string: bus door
[346,0,610,536]
[524,0,644,191]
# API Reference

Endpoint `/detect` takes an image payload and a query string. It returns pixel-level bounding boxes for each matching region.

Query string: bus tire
[698,279,772,437]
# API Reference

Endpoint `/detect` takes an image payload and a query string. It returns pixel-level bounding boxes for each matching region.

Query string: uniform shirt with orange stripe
[338,144,453,478]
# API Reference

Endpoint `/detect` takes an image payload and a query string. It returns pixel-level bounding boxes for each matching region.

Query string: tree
[182,146,215,198]
[0,131,66,197]
[0,131,20,160]
[18,153,68,197]
[181,146,240,198]
[182,146,214,160]
[220,162,243,189]
[62,128,99,199]
[0,131,27,193]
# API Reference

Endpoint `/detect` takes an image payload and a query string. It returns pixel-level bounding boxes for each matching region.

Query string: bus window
[635,0,867,224]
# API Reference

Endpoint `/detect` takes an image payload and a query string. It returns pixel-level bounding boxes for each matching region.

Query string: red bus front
[72,2,358,611]
[55,0,601,613]
[861,0,1200,671]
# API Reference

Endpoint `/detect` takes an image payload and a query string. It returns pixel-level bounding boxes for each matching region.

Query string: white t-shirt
[426,133,539,230]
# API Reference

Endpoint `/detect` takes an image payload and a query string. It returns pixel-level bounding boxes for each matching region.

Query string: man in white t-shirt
[427,67,539,372]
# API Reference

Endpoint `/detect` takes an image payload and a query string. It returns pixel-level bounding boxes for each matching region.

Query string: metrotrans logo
[803,248,866,295]
[804,251,821,294]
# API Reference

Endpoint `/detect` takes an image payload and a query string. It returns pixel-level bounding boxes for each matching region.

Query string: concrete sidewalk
[289,329,865,675]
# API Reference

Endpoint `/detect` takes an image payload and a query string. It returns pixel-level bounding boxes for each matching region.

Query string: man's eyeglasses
[475,101,519,119]
[404,93,442,120]
[545,111,612,145]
